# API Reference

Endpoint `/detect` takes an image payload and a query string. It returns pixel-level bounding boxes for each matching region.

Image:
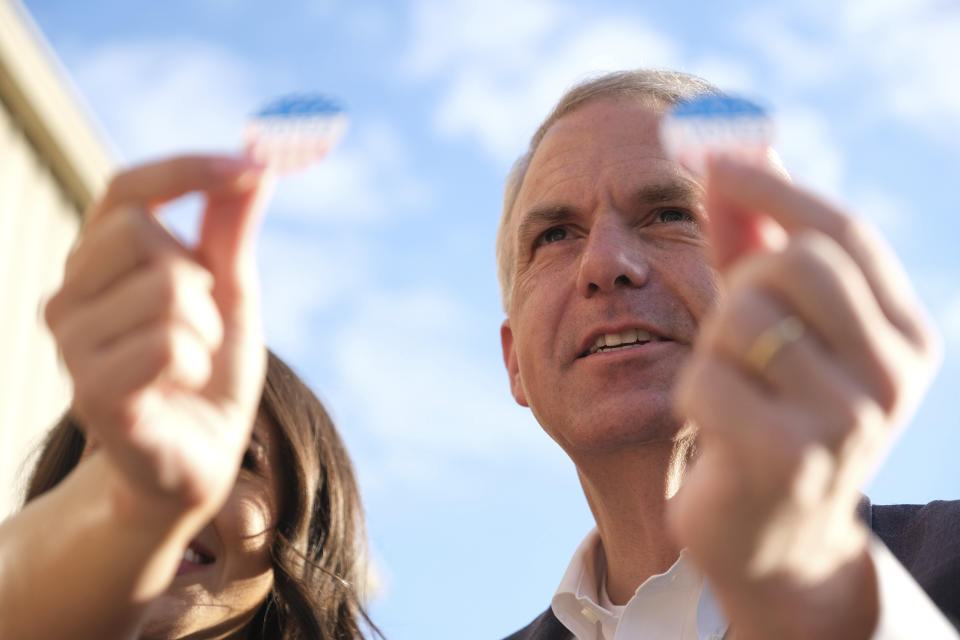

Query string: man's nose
[576,214,650,296]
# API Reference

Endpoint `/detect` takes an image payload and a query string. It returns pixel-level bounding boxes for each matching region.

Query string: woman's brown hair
[24,350,380,640]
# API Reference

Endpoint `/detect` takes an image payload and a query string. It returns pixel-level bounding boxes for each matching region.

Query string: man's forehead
[516,98,694,210]
[542,96,666,140]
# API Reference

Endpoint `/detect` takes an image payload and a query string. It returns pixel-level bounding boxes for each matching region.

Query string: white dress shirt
[551,528,958,639]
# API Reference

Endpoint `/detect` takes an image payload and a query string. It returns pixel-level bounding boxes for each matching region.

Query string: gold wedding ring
[744,315,805,375]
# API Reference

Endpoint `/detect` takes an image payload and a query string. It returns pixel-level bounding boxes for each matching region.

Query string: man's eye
[657,208,693,224]
[540,226,568,244]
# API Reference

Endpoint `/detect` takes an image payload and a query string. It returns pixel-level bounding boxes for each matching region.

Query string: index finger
[705,155,932,348]
[86,155,265,226]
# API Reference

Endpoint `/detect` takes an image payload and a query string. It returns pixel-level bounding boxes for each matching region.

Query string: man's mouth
[581,328,670,357]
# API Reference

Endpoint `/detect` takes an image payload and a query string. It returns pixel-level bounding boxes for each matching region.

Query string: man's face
[501,97,719,456]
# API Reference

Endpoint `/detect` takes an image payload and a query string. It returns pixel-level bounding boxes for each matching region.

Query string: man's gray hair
[495,69,721,313]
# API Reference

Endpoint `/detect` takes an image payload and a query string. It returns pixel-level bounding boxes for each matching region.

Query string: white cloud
[908,268,960,358]
[866,16,960,139]
[341,5,394,44]
[269,119,432,223]
[846,185,907,237]
[259,230,375,356]
[838,0,960,136]
[838,0,945,35]
[404,0,568,79]
[687,57,759,96]
[740,1,960,146]
[72,38,433,226]
[941,294,960,353]
[73,40,255,160]
[406,0,679,164]
[332,288,555,481]
[737,9,842,91]
[772,107,847,199]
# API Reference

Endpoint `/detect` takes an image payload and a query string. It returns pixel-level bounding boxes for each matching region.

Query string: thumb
[196,169,275,406]
[704,155,787,274]
[197,169,275,288]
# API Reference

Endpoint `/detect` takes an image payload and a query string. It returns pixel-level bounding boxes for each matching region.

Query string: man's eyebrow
[516,205,574,242]
[635,181,702,205]
[515,181,703,245]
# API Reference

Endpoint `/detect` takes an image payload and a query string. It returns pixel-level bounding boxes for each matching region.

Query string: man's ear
[500,319,529,407]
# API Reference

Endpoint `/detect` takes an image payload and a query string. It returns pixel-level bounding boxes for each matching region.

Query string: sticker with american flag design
[243,94,348,174]
[659,94,774,177]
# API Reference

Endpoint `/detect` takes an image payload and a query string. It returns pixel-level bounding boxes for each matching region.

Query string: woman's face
[83,416,285,639]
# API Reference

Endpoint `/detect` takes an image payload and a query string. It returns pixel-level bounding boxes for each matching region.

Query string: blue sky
[19,0,960,637]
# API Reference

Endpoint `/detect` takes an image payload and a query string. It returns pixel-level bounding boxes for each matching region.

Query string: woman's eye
[657,208,692,223]
[540,226,568,244]
[242,448,259,471]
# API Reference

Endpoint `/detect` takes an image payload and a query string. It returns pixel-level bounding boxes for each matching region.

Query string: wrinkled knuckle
[126,208,158,247]
[786,443,836,507]
[830,391,888,463]
[109,399,142,433]
[788,229,819,256]
[833,392,872,436]
[43,292,65,331]
[694,307,725,352]
[103,173,125,200]
[146,326,180,372]
[915,319,944,364]
[150,261,182,310]
[73,366,109,418]
[71,369,95,403]
[63,244,85,276]
[208,310,225,348]
[714,287,752,332]
[784,231,829,272]
[54,320,86,366]
[766,409,813,459]
[726,254,761,290]
[764,435,804,484]
[838,401,887,461]
[871,365,901,414]
[836,215,869,251]
[720,287,764,352]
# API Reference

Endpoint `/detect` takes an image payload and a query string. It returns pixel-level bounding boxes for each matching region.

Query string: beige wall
[0,102,80,516]
[0,0,114,517]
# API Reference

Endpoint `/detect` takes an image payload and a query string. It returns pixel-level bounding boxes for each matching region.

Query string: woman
[23,351,378,639]
[0,155,377,638]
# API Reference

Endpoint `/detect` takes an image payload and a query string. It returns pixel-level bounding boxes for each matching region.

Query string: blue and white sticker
[243,94,348,174]
[660,95,774,176]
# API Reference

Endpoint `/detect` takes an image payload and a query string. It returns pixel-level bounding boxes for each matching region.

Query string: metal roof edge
[0,0,116,213]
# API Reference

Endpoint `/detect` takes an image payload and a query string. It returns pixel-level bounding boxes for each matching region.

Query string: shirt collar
[551,529,610,639]
[550,528,729,640]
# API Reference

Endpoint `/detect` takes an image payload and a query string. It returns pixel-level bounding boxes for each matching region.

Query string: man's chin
[543,404,685,457]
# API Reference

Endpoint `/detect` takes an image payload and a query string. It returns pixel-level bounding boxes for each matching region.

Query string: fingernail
[211,156,266,176]
[705,152,735,173]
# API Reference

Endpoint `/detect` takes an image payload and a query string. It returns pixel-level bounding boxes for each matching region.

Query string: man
[497,70,959,639]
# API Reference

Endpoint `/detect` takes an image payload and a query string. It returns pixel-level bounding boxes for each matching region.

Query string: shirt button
[580,607,600,624]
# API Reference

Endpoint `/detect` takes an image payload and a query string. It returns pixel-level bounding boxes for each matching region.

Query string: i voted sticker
[659,95,774,177]
[243,94,348,174]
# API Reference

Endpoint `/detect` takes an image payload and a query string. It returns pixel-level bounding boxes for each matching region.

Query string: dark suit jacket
[502,499,960,639]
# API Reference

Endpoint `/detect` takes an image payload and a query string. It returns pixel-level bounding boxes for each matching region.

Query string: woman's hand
[670,156,941,639]
[44,155,273,527]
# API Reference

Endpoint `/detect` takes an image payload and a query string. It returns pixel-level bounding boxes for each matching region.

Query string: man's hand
[44,155,272,528]
[670,156,941,639]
